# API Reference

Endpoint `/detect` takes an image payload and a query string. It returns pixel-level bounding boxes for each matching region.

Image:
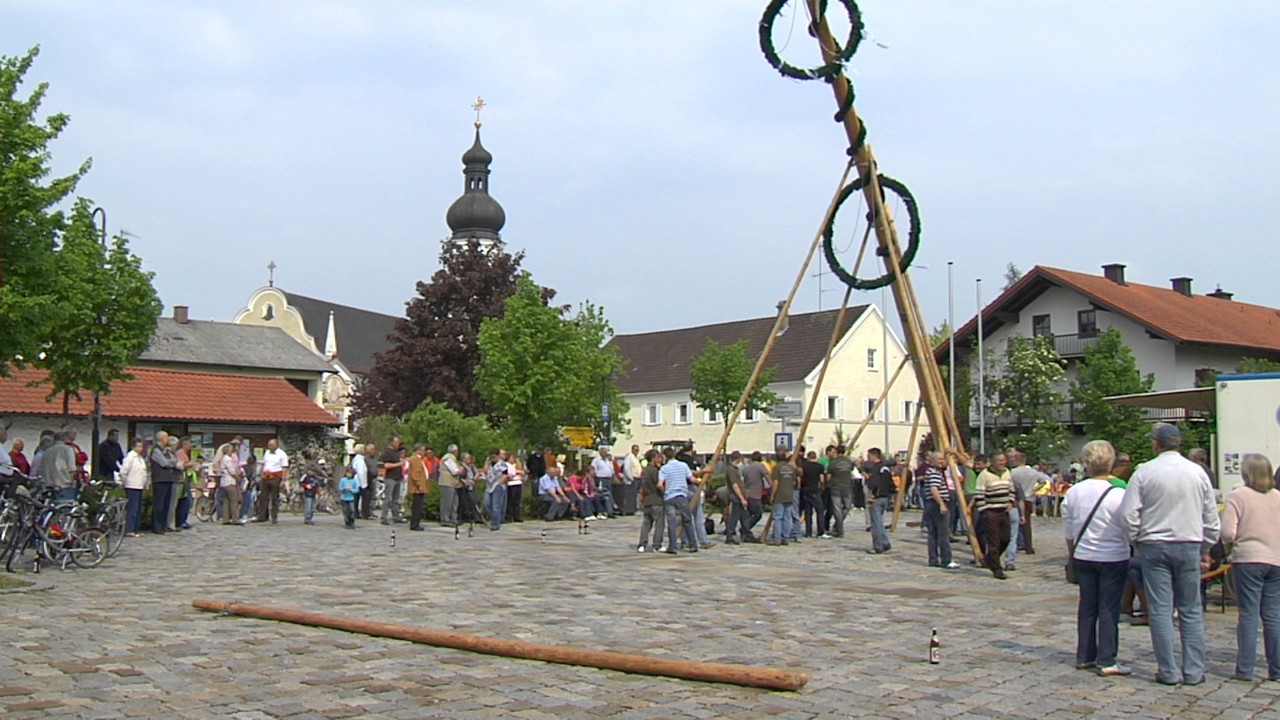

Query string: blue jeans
[485,489,506,530]
[692,495,711,545]
[1076,559,1128,666]
[125,488,143,534]
[152,482,174,533]
[923,501,952,566]
[594,478,616,516]
[869,497,892,551]
[240,489,256,520]
[1140,541,1206,683]
[788,502,802,540]
[1233,562,1280,679]
[771,501,795,541]
[1005,506,1020,566]
[664,495,695,551]
[303,495,315,522]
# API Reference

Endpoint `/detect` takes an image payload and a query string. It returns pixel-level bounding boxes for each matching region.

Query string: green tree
[400,400,514,457]
[0,47,92,374]
[1002,262,1024,291]
[476,272,627,449]
[1235,357,1280,375]
[689,338,779,433]
[988,334,1068,463]
[1070,327,1155,461]
[33,199,161,417]
[929,321,951,348]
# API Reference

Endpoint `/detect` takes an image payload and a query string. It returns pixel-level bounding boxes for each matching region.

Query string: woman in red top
[9,438,31,476]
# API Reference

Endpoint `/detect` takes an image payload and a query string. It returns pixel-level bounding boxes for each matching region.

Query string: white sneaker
[597,514,608,520]
[656,545,667,553]
[636,545,645,553]
[820,533,832,539]
[944,561,960,569]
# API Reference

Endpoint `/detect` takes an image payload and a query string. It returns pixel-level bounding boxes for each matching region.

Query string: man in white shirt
[621,444,642,516]
[590,448,617,518]
[258,438,290,525]
[1117,423,1220,686]
[439,444,464,527]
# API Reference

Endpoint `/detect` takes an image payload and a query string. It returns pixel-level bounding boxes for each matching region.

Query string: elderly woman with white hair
[1062,439,1131,677]
[1222,453,1280,681]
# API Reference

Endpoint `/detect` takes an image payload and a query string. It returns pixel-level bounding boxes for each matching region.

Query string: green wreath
[822,174,921,290]
[759,0,863,81]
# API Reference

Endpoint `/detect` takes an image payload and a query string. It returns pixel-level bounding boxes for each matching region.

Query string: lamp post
[600,371,617,448]
[89,207,107,478]
[976,278,985,455]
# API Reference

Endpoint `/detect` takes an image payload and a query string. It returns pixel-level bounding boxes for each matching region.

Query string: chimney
[1170,277,1193,296]
[1207,286,1234,301]
[1101,263,1126,285]
[173,305,189,324]
[775,300,789,336]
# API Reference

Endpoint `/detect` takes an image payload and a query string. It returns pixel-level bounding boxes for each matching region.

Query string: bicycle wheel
[194,495,215,523]
[99,506,127,557]
[70,527,108,569]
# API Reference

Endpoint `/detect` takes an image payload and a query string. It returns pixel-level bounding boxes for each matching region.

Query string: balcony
[1041,332,1099,359]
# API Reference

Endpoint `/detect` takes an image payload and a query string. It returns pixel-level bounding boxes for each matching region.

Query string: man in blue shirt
[658,447,698,554]
[537,465,570,521]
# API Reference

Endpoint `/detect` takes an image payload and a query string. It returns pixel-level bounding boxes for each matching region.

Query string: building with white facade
[608,305,925,459]
[942,263,1280,451]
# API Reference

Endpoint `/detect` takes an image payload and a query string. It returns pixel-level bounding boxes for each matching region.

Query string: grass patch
[0,575,33,590]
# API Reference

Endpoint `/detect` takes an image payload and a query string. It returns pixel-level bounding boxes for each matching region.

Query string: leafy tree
[1002,262,1023,291]
[32,200,162,417]
[476,272,627,449]
[987,334,1068,463]
[400,399,514,457]
[0,46,92,374]
[1235,357,1280,375]
[1069,327,1154,461]
[689,338,779,433]
[929,321,951,348]
[355,238,531,418]
[353,414,403,448]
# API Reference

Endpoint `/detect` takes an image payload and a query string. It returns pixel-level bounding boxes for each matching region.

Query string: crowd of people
[8,421,1280,687]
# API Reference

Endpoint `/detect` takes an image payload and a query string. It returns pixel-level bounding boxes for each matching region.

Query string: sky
[5,0,1279,339]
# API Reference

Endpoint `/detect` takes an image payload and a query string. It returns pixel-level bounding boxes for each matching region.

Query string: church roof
[607,307,871,394]
[284,293,399,376]
[445,128,505,239]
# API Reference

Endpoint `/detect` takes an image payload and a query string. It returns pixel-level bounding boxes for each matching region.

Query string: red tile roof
[0,367,339,426]
[941,265,1280,358]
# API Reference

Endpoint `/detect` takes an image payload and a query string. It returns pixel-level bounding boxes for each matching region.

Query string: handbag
[1066,485,1115,584]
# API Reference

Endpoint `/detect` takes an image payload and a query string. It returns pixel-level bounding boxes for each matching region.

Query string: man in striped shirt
[973,452,1015,580]
[920,451,958,569]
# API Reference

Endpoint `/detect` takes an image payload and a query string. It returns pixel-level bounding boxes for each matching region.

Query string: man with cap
[1118,423,1219,686]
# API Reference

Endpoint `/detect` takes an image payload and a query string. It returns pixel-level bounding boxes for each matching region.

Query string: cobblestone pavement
[2,509,1278,719]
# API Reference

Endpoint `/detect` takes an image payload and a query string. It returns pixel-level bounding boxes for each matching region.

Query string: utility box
[1216,373,1280,493]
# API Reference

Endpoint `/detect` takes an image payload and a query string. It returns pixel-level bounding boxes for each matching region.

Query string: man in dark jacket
[97,429,125,481]
[148,431,180,534]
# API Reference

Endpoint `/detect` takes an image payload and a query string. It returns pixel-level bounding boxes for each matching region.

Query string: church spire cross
[267,260,277,287]
[472,96,486,128]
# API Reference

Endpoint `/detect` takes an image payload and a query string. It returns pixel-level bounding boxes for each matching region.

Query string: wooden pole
[890,396,925,533]
[803,0,980,559]
[193,599,807,691]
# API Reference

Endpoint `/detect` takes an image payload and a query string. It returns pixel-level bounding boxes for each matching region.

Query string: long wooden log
[890,397,925,534]
[192,599,807,691]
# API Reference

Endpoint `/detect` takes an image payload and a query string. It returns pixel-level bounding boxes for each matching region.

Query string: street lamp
[600,370,618,447]
[89,207,107,478]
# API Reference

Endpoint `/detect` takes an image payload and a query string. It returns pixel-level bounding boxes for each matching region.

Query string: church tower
[445,99,506,246]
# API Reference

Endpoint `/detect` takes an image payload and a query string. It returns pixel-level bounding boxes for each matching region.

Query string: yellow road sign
[561,426,596,447]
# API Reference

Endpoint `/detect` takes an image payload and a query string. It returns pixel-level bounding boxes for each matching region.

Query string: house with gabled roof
[940,263,1280,444]
[608,305,926,458]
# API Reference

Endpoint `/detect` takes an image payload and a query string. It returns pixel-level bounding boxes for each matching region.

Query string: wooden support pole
[890,396,925,534]
[193,599,808,691]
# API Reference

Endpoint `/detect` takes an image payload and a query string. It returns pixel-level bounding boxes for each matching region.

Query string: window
[825,396,844,420]
[643,403,661,426]
[867,347,878,370]
[674,402,691,425]
[1195,368,1217,386]
[866,398,879,419]
[903,400,915,422]
[743,407,759,423]
[1032,314,1052,338]
[701,407,721,424]
[1077,309,1098,337]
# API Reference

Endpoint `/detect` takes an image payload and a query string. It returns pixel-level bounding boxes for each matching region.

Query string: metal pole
[881,286,889,452]
[976,278,985,454]
[948,261,956,413]
[89,206,108,478]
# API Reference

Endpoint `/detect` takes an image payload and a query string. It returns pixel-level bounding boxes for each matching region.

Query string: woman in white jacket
[119,439,149,537]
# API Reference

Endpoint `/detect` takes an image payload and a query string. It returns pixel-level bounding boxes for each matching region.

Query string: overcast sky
[5,0,1278,338]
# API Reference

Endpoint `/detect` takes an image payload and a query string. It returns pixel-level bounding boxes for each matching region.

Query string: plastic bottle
[929,628,940,664]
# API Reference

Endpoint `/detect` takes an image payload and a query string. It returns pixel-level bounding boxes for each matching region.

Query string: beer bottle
[929,628,940,664]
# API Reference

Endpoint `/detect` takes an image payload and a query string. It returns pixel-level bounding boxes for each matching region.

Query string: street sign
[561,426,596,448]
[771,400,802,418]
[600,403,611,422]
[774,432,794,451]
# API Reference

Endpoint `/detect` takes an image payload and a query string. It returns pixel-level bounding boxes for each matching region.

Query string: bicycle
[4,484,107,571]
[193,477,218,523]
[80,478,128,557]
